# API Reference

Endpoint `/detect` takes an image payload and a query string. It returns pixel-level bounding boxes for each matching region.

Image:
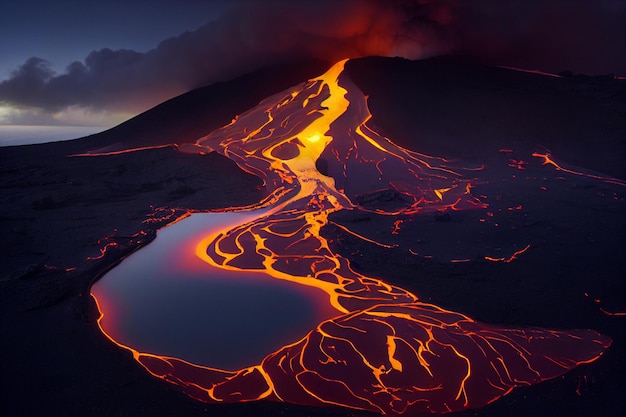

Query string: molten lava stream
[93,59,611,415]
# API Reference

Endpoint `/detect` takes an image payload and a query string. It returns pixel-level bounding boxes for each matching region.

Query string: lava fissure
[92,59,611,415]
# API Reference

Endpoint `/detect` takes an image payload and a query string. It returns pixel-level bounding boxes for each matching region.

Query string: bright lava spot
[306,132,321,143]
[91,60,611,415]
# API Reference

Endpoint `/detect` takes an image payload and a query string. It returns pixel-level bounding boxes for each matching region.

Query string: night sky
[1,0,625,131]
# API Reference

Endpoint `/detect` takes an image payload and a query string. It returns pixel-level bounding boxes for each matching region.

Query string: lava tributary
[92,59,611,415]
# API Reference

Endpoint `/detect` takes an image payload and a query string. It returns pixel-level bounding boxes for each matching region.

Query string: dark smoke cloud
[450,0,626,76]
[1,0,624,124]
[0,0,451,120]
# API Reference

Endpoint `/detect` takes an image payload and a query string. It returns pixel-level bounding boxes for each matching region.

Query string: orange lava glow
[87,232,120,260]
[532,151,626,186]
[92,60,611,415]
[484,244,531,263]
[69,144,177,157]
[584,293,626,317]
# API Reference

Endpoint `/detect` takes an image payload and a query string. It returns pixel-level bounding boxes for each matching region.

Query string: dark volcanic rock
[345,56,626,179]
[0,144,270,416]
[354,188,413,211]
[1,56,624,417]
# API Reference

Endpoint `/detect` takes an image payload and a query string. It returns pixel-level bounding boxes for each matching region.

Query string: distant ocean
[0,125,109,146]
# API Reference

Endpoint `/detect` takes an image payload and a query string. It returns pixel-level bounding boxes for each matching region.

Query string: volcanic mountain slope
[73,59,331,153]
[77,55,626,178]
[344,56,626,179]
[0,56,624,417]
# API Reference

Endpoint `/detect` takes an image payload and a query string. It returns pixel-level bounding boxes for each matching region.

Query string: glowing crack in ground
[91,60,611,415]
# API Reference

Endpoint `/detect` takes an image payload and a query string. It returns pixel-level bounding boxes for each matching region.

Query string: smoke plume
[0,0,451,121]
[1,0,624,125]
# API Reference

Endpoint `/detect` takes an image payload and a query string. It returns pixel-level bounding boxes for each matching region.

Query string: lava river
[92,60,611,415]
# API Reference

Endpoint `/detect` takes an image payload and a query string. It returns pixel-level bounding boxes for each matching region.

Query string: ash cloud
[1,0,624,125]
[450,0,626,76]
[0,0,451,121]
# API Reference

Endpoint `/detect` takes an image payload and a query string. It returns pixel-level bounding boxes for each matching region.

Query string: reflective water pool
[91,211,340,370]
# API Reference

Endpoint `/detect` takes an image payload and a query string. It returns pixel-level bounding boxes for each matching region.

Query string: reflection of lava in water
[92,211,342,371]
[92,60,611,415]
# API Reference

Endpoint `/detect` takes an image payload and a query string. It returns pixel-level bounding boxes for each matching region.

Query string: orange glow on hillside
[90,60,612,415]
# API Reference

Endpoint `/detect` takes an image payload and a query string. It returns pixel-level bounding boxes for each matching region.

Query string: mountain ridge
[70,54,626,179]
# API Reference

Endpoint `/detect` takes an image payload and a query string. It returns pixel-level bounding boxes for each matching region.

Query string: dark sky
[1,0,625,127]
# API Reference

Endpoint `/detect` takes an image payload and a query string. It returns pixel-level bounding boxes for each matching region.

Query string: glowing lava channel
[93,60,610,415]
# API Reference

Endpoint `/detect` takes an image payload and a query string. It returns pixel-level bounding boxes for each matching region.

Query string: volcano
[1,56,624,417]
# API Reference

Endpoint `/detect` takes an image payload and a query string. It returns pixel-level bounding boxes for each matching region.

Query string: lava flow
[93,60,611,415]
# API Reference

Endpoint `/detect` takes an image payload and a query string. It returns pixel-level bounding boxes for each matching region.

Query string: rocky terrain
[1,56,624,416]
